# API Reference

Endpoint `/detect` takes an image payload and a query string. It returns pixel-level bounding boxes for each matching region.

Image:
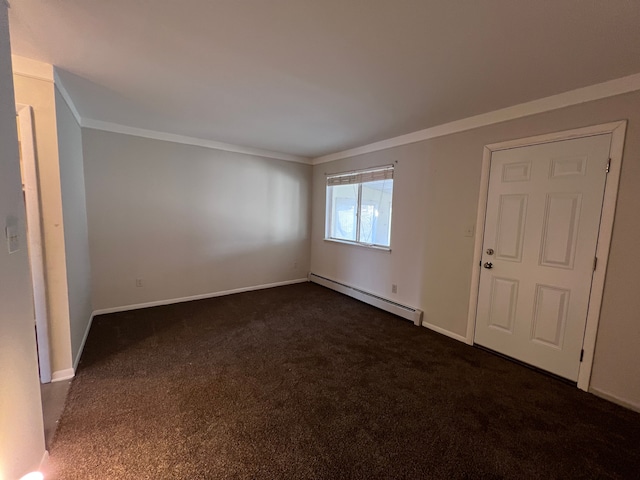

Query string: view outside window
[326,167,393,248]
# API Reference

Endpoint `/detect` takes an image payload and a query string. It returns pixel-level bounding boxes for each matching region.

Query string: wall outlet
[136,278,143,287]
[391,284,397,294]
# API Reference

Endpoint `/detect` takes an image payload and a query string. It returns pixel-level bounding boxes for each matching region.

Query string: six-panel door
[474,134,611,381]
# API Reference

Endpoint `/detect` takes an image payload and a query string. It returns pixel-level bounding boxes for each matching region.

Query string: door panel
[475,134,611,381]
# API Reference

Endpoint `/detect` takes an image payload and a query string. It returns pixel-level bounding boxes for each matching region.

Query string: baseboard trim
[74,313,95,371]
[92,278,310,317]
[51,368,74,382]
[308,273,423,325]
[39,450,50,472]
[421,321,468,344]
[589,387,640,413]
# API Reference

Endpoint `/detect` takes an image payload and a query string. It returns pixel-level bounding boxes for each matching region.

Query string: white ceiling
[8,0,640,159]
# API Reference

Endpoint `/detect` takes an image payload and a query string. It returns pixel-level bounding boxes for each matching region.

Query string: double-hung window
[325,165,394,248]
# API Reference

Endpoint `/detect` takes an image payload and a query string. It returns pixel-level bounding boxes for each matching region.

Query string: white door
[474,134,611,381]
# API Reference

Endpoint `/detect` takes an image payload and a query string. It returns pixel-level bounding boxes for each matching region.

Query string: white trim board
[421,321,467,344]
[39,450,50,473]
[12,56,310,164]
[465,121,627,393]
[91,278,309,317]
[590,387,640,414]
[73,313,95,371]
[312,73,640,164]
[54,69,82,126]
[81,120,312,164]
[309,273,423,325]
[51,368,74,382]
[11,55,53,82]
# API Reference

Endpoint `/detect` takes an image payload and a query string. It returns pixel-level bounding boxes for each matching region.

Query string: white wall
[13,73,74,376]
[311,90,640,410]
[56,87,92,367]
[0,4,46,478]
[82,128,311,311]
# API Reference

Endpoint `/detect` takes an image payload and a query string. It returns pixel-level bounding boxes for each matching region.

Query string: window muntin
[326,166,393,248]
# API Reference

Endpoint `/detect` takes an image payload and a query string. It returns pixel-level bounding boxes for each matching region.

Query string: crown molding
[11,54,53,82]
[312,72,640,165]
[53,68,82,126]
[81,119,312,164]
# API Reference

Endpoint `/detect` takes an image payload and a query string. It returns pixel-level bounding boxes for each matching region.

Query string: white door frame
[16,103,51,384]
[466,121,627,391]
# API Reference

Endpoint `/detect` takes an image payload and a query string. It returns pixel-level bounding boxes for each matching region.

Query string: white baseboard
[51,368,74,382]
[421,321,468,344]
[91,278,310,317]
[74,313,95,371]
[309,273,423,325]
[39,450,49,472]
[589,387,640,413]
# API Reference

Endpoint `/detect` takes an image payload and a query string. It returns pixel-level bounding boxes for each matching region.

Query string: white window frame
[325,165,394,250]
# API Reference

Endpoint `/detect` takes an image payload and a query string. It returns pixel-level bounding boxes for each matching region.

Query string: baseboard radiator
[308,273,423,326]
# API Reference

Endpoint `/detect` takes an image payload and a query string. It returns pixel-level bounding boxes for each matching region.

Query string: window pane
[328,184,358,242]
[360,179,393,246]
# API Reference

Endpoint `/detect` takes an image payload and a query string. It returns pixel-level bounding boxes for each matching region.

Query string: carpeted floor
[48,283,640,479]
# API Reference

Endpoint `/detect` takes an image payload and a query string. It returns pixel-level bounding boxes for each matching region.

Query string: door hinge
[593,256,598,271]
[606,158,611,173]
[580,349,584,362]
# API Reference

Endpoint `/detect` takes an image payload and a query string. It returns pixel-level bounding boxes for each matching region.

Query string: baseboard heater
[308,273,423,326]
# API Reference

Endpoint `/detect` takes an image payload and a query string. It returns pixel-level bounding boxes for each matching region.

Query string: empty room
[1,1,640,479]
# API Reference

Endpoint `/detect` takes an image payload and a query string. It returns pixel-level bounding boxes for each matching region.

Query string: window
[325,165,394,248]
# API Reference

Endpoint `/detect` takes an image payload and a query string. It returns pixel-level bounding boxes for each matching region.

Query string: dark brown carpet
[49,283,640,479]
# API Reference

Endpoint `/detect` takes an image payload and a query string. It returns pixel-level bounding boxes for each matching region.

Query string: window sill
[324,238,391,252]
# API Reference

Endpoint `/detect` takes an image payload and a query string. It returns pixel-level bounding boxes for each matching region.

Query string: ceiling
[8,0,640,159]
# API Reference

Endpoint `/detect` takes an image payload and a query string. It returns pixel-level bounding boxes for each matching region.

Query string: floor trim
[421,321,468,343]
[74,313,95,371]
[39,450,49,472]
[590,387,640,413]
[51,368,75,382]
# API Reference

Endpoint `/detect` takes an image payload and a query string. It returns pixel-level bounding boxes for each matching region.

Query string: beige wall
[14,74,74,376]
[56,87,93,368]
[0,5,46,478]
[311,90,640,410]
[82,129,311,310]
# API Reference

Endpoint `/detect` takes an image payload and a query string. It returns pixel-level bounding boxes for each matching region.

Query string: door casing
[17,103,51,384]
[466,121,627,391]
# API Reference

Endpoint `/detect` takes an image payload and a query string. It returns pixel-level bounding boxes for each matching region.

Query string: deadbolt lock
[486,248,495,255]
